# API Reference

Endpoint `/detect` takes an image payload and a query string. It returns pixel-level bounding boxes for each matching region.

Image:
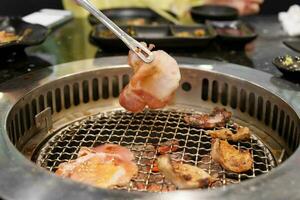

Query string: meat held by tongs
[157,154,212,189]
[119,43,181,112]
[76,1,181,113]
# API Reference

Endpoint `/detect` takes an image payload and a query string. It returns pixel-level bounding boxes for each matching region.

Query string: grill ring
[0,57,299,200]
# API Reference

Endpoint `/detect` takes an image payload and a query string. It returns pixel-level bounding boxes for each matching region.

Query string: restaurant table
[0,15,299,85]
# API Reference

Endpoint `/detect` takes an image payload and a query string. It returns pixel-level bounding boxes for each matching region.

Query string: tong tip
[143,52,155,63]
[135,45,155,63]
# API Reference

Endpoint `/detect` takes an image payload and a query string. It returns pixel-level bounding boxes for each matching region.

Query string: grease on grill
[36,109,275,192]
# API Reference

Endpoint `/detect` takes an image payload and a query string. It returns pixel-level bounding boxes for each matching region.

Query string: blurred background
[0,0,299,83]
[0,0,299,16]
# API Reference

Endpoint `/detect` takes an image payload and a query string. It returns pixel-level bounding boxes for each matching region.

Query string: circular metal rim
[0,56,299,200]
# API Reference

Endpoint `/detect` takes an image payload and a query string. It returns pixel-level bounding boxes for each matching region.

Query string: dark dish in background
[90,24,217,50]
[88,7,172,26]
[207,20,257,47]
[189,5,257,48]
[88,7,256,51]
[273,55,300,79]
[190,5,239,23]
[0,17,48,54]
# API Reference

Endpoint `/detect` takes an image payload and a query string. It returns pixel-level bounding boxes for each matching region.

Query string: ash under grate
[35,109,276,192]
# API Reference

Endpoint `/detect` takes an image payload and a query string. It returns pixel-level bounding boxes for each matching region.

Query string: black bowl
[207,20,257,48]
[190,5,239,23]
[0,17,48,54]
[273,55,300,79]
[88,7,171,25]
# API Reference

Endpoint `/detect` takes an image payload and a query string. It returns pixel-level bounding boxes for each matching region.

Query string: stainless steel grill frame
[35,109,275,192]
[0,57,299,200]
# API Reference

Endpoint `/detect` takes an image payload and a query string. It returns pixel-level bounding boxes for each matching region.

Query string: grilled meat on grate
[211,139,253,173]
[38,109,274,192]
[55,144,138,188]
[184,107,232,129]
[157,154,212,189]
[208,126,251,142]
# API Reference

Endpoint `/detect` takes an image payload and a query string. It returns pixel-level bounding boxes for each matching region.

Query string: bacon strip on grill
[55,144,138,189]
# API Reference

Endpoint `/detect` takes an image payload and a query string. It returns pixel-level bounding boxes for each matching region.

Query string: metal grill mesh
[36,109,276,192]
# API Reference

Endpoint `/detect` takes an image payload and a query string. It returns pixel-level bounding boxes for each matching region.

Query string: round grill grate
[35,109,276,192]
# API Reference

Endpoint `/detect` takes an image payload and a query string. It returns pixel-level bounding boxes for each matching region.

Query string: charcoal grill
[0,57,299,200]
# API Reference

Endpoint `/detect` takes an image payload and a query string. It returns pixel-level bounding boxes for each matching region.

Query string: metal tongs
[77,0,154,63]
